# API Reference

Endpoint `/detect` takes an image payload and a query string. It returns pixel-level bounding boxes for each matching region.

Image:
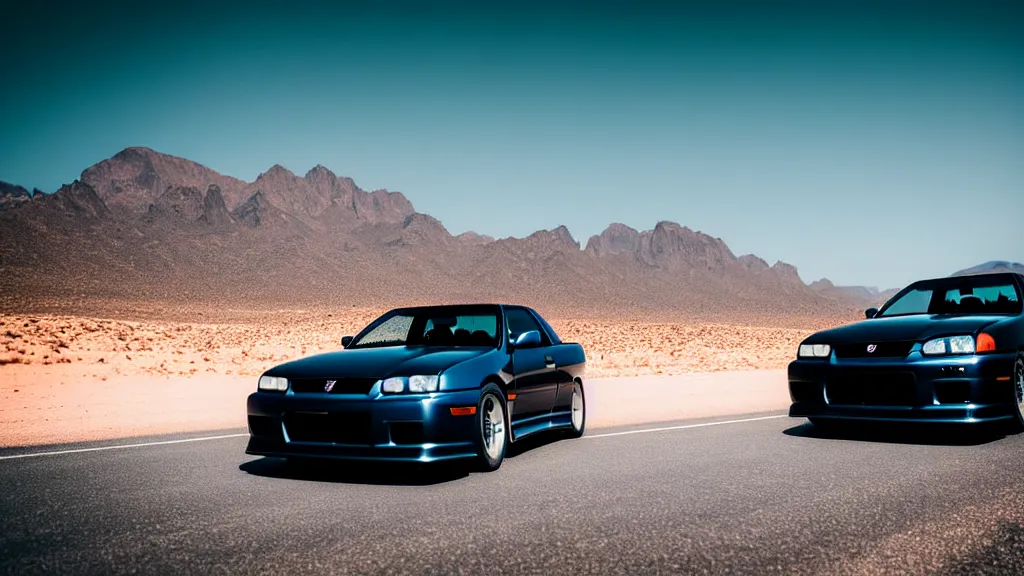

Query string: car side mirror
[512,330,542,349]
[865,308,878,319]
[341,335,354,348]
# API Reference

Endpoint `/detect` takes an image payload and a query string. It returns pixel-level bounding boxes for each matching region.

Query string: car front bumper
[788,352,1017,424]
[245,389,482,463]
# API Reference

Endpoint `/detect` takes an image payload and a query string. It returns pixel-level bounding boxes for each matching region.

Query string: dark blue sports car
[246,304,587,471]
[789,272,1024,430]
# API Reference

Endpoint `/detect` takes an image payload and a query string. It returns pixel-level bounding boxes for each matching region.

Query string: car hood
[805,315,1009,345]
[264,346,494,379]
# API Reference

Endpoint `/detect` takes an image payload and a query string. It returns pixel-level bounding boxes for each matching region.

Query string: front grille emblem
[866,344,877,353]
[324,380,336,392]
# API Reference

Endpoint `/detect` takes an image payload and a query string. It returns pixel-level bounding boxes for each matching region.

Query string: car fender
[549,342,587,380]
[438,348,512,392]
[979,316,1024,353]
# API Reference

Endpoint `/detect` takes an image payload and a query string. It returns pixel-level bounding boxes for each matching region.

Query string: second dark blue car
[789,272,1024,430]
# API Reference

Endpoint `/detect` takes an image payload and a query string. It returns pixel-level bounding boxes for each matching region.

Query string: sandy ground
[0,310,826,447]
[0,363,789,448]
[0,311,830,378]
[584,371,790,428]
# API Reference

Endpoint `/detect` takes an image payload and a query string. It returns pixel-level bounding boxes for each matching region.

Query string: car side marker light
[976,333,996,353]
[450,407,477,416]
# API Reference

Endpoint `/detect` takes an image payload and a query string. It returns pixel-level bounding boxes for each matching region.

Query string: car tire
[566,380,586,439]
[1011,353,1024,433]
[472,384,508,472]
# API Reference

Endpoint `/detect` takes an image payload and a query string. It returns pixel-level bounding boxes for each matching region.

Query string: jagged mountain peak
[257,164,296,180]
[456,231,495,245]
[304,164,337,181]
[738,254,770,271]
[809,278,835,290]
[0,181,33,209]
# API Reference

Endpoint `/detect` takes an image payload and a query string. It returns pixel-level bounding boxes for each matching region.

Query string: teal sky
[3,1,1022,289]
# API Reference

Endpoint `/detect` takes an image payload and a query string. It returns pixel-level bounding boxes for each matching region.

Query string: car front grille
[833,341,915,359]
[289,377,378,395]
[283,411,373,444]
[825,371,918,407]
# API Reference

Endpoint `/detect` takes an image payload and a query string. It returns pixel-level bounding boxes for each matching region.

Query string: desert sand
[0,309,837,447]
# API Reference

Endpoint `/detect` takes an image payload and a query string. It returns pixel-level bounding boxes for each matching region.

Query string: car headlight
[380,375,440,394]
[381,377,405,393]
[408,375,439,393]
[798,344,831,358]
[258,375,288,392]
[922,335,975,356]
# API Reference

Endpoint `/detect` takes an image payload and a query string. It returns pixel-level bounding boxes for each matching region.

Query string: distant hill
[951,261,1024,277]
[0,147,933,319]
[808,279,901,307]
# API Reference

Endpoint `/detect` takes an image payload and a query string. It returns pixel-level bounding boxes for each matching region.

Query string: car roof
[387,303,533,313]
[390,302,533,307]
[390,303,500,310]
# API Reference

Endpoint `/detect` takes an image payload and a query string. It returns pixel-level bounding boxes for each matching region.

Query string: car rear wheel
[472,385,508,472]
[1012,354,1024,432]
[566,380,586,438]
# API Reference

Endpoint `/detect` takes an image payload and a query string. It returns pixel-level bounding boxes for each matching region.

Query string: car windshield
[876,275,1022,317]
[347,305,502,349]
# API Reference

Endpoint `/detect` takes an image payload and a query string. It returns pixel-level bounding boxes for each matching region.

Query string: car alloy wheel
[482,394,506,460]
[1014,356,1024,427]
[567,380,586,438]
[473,385,508,472]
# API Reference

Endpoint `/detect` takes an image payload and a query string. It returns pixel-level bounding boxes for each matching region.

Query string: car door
[528,308,576,414]
[504,307,559,429]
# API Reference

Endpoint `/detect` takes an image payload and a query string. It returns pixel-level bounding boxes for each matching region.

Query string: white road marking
[0,414,791,460]
[585,414,788,439]
[0,433,249,461]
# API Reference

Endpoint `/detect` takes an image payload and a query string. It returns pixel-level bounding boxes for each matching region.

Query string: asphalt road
[2,414,1023,575]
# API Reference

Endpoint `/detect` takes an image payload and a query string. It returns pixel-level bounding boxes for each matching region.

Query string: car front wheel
[1012,353,1024,433]
[472,385,508,472]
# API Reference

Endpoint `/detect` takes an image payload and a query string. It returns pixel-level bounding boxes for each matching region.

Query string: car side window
[505,308,551,346]
[941,284,1020,314]
[533,313,563,345]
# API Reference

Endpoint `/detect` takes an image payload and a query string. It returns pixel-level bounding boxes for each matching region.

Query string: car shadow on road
[239,457,471,486]
[506,429,572,458]
[783,421,1012,446]
[238,431,574,486]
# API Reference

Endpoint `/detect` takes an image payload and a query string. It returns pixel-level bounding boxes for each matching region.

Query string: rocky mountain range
[0,182,36,210]
[0,147,899,319]
[807,279,901,305]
